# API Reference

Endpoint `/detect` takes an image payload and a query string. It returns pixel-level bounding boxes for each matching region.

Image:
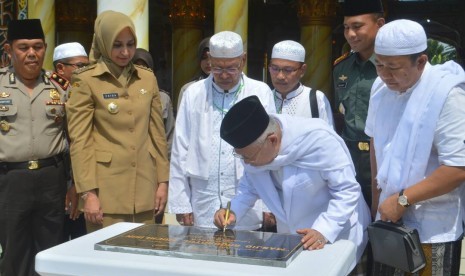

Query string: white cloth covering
[230,114,370,270]
[369,61,465,196]
[365,61,465,242]
[169,73,275,230]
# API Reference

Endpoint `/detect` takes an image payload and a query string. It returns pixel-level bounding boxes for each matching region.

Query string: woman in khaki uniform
[66,10,169,232]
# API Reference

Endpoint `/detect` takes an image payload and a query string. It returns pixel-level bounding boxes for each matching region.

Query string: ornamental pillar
[28,0,55,70]
[0,0,17,67]
[169,0,206,106]
[214,0,248,72]
[296,0,337,98]
[97,0,149,50]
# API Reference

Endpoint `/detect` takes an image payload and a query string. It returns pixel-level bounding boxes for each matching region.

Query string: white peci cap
[271,40,305,62]
[53,42,88,62]
[209,31,244,58]
[375,19,427,56]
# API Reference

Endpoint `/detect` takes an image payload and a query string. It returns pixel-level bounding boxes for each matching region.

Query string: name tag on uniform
[0,99,12,105]
[103,93,119,99]
[337,82,347,88]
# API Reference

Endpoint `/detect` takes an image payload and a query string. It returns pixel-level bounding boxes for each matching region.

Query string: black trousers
[345,141,372,207]
[0,162,67,276]
[62,214,87,242]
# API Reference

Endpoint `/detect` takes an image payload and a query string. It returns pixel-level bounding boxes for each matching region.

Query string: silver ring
[317,239,323,244]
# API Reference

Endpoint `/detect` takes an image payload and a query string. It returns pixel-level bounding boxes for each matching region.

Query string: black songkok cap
[220,95,270,149]
[342,0,384,16]
[7,19,45,41]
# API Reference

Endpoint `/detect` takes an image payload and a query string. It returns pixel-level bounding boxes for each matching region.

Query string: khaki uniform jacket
[0,67,67,162]
[66,62,169,214]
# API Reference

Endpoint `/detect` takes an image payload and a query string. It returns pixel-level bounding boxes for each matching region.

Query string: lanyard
[213,79,244,114]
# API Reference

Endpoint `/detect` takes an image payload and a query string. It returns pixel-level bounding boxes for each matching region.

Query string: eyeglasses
[268,65,301,76]
[211,60,242,75]
[62,62,89,69]
[232,136,269,160]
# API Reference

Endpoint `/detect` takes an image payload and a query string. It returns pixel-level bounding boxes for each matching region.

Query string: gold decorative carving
[169,0,206,28]
[296,0,337,26]
[0,0,15,67]
[55,0,96,32]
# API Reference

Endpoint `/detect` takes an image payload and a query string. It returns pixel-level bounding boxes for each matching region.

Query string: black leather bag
[368,220,426,273]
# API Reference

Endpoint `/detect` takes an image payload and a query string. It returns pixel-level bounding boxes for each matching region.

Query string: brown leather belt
[0,154,63,171]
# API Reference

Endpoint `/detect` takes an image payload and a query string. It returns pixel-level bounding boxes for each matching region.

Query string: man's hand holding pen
[213,202,236,230]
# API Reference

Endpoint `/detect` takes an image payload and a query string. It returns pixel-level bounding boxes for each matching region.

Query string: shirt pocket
[96,150,112,163]
[45,104,65,118]
[44,104,65,135]
[95,150,113,188]
[147,145,158,167]
[0,105,18,136]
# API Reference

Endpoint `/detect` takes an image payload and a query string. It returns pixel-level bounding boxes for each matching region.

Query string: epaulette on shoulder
[45,71,69,90]
[73,64,96,75]
[134,64,153,73]
[333,51,352,67]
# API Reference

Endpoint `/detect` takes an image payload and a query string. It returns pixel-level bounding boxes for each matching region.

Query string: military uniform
[333,52,378,207]
[66,62,169,223]
[0,67,68,276]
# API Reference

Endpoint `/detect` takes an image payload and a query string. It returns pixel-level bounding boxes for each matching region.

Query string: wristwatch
[398,189,410,207]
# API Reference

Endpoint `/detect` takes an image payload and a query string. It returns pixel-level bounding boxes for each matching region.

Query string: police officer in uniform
[0,19,68,276]
[333,0,385,210]
[51,42,89,241]
[51,42,89,100]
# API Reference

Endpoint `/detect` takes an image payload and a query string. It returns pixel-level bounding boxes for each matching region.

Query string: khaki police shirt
[0,67,67,162]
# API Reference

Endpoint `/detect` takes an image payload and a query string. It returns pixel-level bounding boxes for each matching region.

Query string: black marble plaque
[95,224,303,267]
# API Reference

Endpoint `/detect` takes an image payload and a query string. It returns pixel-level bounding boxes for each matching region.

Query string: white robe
[273,84,334,128]
[169,73,276,230]
[366,61,465,243]
[230,115,370,270]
